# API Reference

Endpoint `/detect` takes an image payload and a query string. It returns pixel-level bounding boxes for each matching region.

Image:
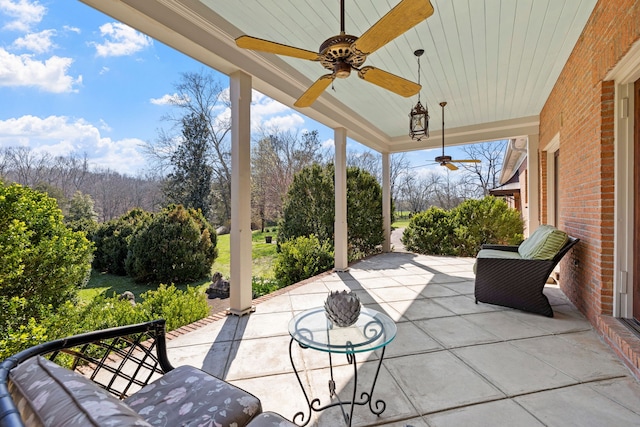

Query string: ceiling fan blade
[444,162,458,171]
[236,35,320,61]
[351,0,434,55]
[451,159,481,163]
[357,66,420,97]
[294,74,334,107]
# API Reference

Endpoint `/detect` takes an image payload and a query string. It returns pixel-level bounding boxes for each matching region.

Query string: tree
[458,140,507,196]
[432,171,469,210]
[65,190,99,233]
[278,164,384,259]
[145,71,231,225]
[398,172,436,214]
[125,204,217,284]
[1,147,163,221]
[346,150,410,211]
[251,129,324,230]
[0,182,94,324]
[163,113,214,217]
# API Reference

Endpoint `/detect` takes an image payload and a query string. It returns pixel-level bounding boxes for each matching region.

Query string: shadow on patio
[166,252,640,426]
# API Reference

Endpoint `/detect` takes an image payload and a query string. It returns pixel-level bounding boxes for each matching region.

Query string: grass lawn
[393,211,413,228]
[212,229,278,279]
[80,229,278,303]
[80,271,209,303]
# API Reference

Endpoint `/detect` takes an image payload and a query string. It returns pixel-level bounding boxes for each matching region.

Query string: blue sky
[0,0,465,176]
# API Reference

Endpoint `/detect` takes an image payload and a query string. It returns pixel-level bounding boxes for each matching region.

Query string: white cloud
[63,25,80,34]
[12,28,56,53]
[0,115,147,175]
[91,22,152,57]
[0,0,45,32]
[98,119,112,132]
[250,90,305,133]
[0,47,81,92]
[150,93,189,106]
[322,138,334,149]
[262,113,304,131]
[99,66,109,75]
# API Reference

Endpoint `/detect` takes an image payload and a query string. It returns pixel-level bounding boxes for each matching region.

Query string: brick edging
[165,268,337,340]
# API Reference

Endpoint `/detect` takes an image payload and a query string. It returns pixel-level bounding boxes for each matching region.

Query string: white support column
[382,152,391,252]
[334,128,349,271]
[527,134,540,234]
[228,71,254,316]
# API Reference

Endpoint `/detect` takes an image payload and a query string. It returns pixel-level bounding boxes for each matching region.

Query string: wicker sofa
[0,319,295,427]
[474,225,579,317]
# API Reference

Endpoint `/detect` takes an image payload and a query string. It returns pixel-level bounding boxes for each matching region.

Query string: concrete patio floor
[166,252,640,426]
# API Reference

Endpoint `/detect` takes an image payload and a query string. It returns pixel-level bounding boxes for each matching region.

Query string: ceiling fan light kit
[409,48,429,141]
[235,0,434,107]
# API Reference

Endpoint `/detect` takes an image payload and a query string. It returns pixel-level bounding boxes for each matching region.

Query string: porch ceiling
[79,0,597,153]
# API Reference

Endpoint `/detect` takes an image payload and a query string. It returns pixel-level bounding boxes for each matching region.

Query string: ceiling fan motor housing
[319,34,367,75]
[435,155,452,163]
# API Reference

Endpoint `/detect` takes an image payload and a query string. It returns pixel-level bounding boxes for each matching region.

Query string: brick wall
[539,0,640,323]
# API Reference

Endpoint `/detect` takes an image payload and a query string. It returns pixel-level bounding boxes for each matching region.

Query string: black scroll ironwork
[288,310,391,427]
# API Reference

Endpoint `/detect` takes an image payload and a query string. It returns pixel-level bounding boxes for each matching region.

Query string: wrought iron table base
[289,338,387,426]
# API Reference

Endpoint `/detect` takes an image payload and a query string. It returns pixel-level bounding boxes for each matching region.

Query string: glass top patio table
[288,306,397,354]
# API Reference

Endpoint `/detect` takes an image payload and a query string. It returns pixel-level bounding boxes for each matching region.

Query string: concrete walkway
[166,252,640,426]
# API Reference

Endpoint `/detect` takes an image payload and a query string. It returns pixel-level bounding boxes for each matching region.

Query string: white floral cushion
[125,365,262,427]
[8,356,151,427]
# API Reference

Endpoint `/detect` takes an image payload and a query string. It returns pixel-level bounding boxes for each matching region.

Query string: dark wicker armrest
[0,319,174,423]
[480,244,520,252]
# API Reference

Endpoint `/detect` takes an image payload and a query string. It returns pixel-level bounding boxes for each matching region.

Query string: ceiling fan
[435,102,480,171]
[235,0,434,107]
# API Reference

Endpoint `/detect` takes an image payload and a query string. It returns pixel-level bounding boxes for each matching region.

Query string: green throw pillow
[518,225,568,260]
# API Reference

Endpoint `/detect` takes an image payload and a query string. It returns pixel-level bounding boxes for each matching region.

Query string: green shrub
[0,297,49,360]
[402,207,457,255]
[126,205,217,284]
[0,285,210,359]
[92,208,152,275]
[138,284,209,331]
[278,164,383,260]
[452,197,524,256]
[402,196,524,256]
[274,235,334,286]
[252,276,283,298]
[0,182,94,325]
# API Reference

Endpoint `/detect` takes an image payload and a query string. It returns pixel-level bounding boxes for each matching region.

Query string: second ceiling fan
[235,0,434,107]
[435,102,480,170]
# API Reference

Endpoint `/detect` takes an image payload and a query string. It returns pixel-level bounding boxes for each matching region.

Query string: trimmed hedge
[402,196,523,256]
[125,205,218,284]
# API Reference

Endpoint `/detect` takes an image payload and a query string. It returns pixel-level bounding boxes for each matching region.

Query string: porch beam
[228,70,254,316]
[334,128,349,271]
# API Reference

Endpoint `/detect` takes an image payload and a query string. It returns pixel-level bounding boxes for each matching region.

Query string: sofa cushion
[125,365,262,427]
[246,411,297,426]
[517,225,568,260]
[8,356,151,427]
[476,249,523,260]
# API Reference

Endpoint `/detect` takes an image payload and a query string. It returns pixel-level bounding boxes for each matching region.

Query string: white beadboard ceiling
[80,0,597,153]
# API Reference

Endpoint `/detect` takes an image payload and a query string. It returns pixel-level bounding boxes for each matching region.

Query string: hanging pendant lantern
[409,49,429,141]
